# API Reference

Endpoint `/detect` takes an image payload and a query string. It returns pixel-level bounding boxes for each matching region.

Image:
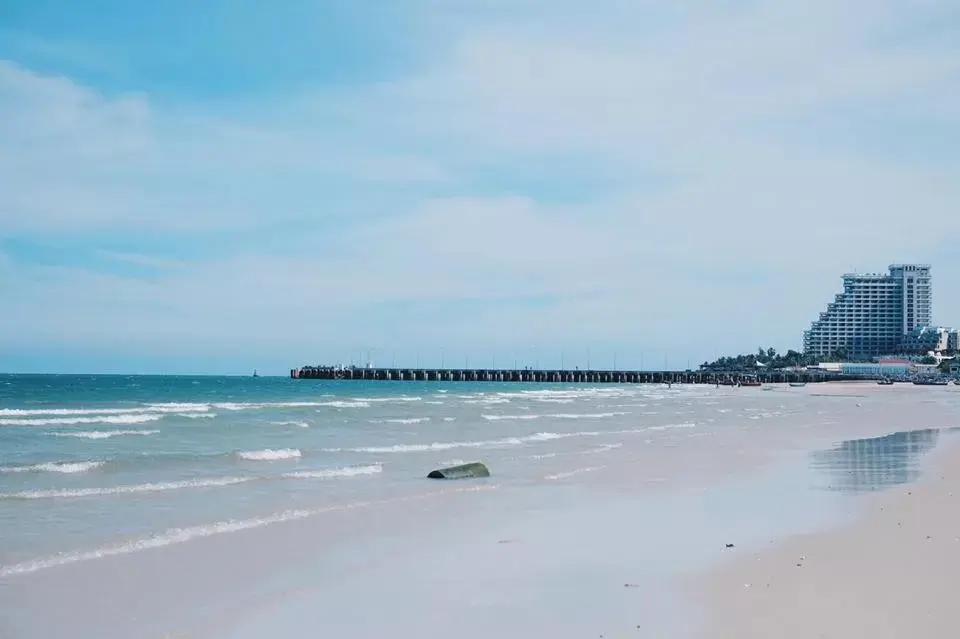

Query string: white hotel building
[803,264,933,359]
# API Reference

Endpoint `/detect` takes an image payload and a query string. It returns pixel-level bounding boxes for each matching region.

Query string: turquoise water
[2,375,958,638]
[0,374,720,572]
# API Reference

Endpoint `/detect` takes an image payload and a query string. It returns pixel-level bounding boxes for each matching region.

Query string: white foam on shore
[0,464,384,500]
[0,484,498,578]
[1,476,255,500]
[646,422,697,431]
[544,466,605,480]
[0,460,104,474]
[585,443,623,453]
[49,430,159,440]
[236,449,302,461]
[330,431,594,454]
[0,414,163,426]
[283,464,381,479]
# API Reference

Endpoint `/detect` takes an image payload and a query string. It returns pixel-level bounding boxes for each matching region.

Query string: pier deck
[290,366,849,385]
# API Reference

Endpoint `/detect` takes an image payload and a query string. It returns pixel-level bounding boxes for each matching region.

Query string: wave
[0,484,497,578]
[316,400,370,409]
[284,464,381,479]
[645,422,697,431]
[0,464,384,501]
[0,404,209,417]
[2,476,254,499]
[236,448,302,462]
[330,431,588,454]
[0,460,104,474]
[0,398,388,418]
[0,414,162,427]
[550,412,629,419]
[270,420,310,428]
[49,430,159,440]
[544,466,604,480]
[495,388,632,401]
[371,417,431,425]
[481,412,627,421]
[144,403,212,413]
[359,396,422,403]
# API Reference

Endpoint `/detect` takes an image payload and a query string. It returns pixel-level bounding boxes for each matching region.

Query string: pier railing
[290,366,855,384]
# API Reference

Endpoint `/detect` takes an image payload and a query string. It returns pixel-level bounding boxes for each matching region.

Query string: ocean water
[2,375,958,638]
[0,375,710,571]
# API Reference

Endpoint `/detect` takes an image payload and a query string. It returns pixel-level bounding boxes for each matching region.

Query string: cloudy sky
[2,0,958,374]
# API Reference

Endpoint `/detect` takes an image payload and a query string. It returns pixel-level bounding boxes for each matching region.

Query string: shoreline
[3,384,959,638]
[693,430,960,639]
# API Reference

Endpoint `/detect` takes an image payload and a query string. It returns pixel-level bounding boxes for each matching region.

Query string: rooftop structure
[803,264,932,359]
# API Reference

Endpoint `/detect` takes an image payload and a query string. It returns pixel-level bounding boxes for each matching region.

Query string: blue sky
[1,0,959,374]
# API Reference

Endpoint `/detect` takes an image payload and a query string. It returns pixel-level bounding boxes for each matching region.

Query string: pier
[290,365,848,385]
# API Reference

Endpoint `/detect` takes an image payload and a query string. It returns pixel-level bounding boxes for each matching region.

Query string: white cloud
[2,0,959,369]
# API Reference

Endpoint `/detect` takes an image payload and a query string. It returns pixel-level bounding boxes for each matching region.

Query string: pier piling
[289,365,849,384]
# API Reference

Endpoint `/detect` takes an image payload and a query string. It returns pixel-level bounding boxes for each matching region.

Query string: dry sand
[696,432,960,639]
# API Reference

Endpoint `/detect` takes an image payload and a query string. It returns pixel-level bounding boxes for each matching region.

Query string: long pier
[290,365,848,385]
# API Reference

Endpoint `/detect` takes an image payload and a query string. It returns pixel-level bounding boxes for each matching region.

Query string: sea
[1,374,958,638]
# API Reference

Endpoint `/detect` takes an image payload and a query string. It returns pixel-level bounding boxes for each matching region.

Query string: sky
[1,0,959,375]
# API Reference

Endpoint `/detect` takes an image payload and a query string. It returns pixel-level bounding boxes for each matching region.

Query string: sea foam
[50,429,159,440]
[0,460,105,474]
[236,448,302,462]
[0,414,163,427]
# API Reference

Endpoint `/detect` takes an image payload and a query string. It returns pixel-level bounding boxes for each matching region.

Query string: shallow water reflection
[811,428,944,493]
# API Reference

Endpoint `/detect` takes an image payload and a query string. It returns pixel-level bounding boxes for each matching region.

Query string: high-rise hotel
[803,264,933,359]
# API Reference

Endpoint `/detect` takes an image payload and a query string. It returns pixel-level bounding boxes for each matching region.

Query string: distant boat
[877,378,894,386]
[789,382,807,387]
[252,369,259,378]
[913,378,947,386]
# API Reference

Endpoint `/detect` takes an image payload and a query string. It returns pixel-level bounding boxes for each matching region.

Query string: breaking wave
[0,461,104,474]
[329,431,589,454]
[236,448,302,461]
[0,414,163,427]
[0,464,384,501]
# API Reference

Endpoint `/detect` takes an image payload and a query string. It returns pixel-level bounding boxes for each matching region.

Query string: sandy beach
[696,417,960,639]
[4,380,960,638]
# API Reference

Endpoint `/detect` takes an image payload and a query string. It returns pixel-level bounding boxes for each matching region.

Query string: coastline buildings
[803,264,935,359]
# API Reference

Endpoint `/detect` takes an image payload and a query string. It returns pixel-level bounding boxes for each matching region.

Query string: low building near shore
[814,361,915,377]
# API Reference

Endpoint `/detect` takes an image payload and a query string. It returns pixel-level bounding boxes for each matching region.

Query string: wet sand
[696,421,960,639]
[3,382,959,638]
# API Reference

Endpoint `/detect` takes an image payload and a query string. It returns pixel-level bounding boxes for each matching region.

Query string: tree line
[701,347,945,371]
[699,347,873,371]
